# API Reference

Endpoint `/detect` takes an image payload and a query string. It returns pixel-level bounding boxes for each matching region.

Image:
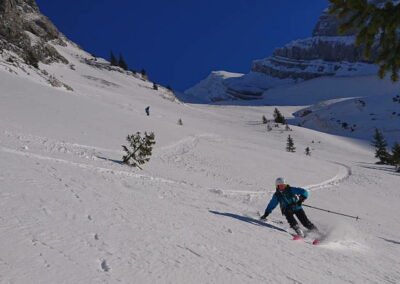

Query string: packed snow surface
[1,42,400,284]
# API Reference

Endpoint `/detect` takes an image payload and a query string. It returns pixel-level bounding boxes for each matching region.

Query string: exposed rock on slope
[0,0,68,66]
[185,4,385,102]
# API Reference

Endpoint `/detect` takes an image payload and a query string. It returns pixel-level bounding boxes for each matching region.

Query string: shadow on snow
[96,156,124,165]
[380,237,400,245]
[209,210,287,233]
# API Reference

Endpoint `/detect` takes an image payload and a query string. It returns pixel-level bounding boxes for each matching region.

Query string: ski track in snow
[0,130,181,186]
[304,161,352,191]
[0,129,353,204]
[1,129,352,198]
[0,145,172,181]
[215,161,352,196]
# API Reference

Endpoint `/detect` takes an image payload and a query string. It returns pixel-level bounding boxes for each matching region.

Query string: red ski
[292,235,303,241]
[312,239,321,245]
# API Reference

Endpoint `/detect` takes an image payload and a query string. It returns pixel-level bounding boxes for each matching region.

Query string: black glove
[260,214,268,220]
[297,196,307,206]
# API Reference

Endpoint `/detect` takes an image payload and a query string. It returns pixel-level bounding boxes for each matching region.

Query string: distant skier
[145,106,150,116]
[260,177,318,237]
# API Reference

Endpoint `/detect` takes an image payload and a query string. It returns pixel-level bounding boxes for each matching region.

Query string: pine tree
[262,115,268,124]
[153,83,158,90]
[371,128,390,164]
[118,54,128,70]
[286,135,296,152]
[273,108,286,124]
[177,118,183,126]
[305,147,311,156]
[390,142,400,170]
[122,132,155,170]
[110,51,118,66]
[329,0,400,81]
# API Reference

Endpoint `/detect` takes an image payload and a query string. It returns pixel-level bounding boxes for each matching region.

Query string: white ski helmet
[275,177,286,186]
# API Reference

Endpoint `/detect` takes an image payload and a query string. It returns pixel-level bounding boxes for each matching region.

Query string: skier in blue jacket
[260,177,318,237]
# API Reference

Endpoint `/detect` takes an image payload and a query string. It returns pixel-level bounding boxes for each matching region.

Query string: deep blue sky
[36,0,328,91]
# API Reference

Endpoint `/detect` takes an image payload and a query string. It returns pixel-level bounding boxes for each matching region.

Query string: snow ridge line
[0,146,177,185]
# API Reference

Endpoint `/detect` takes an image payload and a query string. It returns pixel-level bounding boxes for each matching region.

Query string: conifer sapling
[372,128,390,164]
[390,142,400,171]
[262,115,268,124]
[286,135,296,152]
[273,108,286,124]
[122,132,155,170]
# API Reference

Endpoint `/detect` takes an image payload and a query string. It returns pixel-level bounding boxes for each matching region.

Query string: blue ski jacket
[263,186,308,216]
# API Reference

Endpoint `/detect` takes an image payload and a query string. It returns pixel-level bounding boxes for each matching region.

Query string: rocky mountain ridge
[0,0,177,99]
[185,2,392,102]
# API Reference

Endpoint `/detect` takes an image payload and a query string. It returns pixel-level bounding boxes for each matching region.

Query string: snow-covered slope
[1,1,400,283]
[294,92,400,145]
[1,33,400,284]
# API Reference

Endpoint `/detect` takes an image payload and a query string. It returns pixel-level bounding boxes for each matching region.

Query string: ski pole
[303,204,360,220]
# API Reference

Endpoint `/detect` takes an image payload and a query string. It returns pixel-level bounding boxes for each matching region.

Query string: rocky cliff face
[185,3,390,102]
[0,0,68,66]
[250,0,395,83]
[250,9,373,82]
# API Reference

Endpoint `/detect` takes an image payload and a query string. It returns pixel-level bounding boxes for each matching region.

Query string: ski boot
[292,225,305,238]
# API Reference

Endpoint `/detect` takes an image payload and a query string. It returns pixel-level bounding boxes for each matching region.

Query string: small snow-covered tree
[110,51,118,66]
[274,108,286,124]
[141,69,148,80]
[177,118,183,126]
[286,135,296,152]
[153,83,158,90]
[118,53,128,70]
[372,128,390,164]
[305,147,311,156]
[122,132,155,170]
[262,115,268,124]
[390,142,400,171]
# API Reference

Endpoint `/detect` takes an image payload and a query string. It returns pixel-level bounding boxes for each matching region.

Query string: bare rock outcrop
[0,0,68,66]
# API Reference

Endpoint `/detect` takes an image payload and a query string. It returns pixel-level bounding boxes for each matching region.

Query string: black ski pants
[284,208,316,230]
